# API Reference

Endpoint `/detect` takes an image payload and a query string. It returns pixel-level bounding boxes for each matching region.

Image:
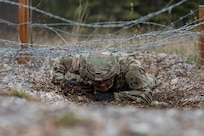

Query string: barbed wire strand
[0,0,202,60]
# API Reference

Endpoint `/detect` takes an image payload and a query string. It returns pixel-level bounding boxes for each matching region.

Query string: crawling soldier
[51,51,157,104]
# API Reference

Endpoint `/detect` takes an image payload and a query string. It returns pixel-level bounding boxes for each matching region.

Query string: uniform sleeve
[125,56,149,89]
[115,56,156,104]
[51,56,79,84]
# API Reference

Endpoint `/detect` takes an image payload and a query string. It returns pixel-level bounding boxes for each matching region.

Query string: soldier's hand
[59,79,70,90]
[66,80,78,86]
[93,91,114,101]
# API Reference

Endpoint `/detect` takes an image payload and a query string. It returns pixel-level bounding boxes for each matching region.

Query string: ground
[1,51,204,135]
[30,51,204,109]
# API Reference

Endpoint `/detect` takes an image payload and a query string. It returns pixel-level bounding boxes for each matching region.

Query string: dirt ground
[1,51,204,136]
[55,51,204,109]
[10,52,204,109]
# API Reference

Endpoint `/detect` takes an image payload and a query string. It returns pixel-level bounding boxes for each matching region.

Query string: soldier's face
[92,77,114,92]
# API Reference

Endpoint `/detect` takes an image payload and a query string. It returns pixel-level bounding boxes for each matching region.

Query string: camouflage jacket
[52,52,157,104]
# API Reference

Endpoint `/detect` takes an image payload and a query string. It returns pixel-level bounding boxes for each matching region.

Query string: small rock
[170,78,178,84]
[151,100,168,107]
[158,53,167,59]
[77,96,83,101]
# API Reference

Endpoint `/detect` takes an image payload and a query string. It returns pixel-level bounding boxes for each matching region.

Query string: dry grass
[147,35,199,64]
[0,89,40,101]
[150,38,197,56]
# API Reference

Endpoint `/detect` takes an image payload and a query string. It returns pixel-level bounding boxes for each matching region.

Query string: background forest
[0,0,203,26]
[31,0,202,25]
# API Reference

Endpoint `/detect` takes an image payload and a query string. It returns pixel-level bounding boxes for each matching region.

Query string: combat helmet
[80,51,120,82]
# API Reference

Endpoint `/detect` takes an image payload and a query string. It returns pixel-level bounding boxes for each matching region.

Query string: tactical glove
[66,80,78,86]
[93,91,114,101]
[59,79,70,90]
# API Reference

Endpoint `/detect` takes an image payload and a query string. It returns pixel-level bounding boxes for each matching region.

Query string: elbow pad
[125,69,147,90]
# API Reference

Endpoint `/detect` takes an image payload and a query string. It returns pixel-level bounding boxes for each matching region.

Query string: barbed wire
[0,0,202,59]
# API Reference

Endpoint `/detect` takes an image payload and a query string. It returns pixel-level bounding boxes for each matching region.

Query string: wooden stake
[199,5,204,66]
[17,0,30,64]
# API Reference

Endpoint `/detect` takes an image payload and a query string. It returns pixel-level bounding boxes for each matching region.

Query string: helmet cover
[80,52,120,81]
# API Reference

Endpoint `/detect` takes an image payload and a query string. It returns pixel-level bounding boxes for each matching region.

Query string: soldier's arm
[115,56,153,104]
[51,57,79,84]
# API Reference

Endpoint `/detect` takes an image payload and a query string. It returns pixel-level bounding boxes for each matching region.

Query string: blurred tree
[0,0,202,28]
[31,0,201,24]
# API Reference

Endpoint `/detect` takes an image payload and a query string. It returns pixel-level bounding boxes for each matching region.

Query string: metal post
[199,5,204,66]
[17,0,30,64]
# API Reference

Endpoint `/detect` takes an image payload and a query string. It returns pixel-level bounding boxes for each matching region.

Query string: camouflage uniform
[52,52,157,104]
